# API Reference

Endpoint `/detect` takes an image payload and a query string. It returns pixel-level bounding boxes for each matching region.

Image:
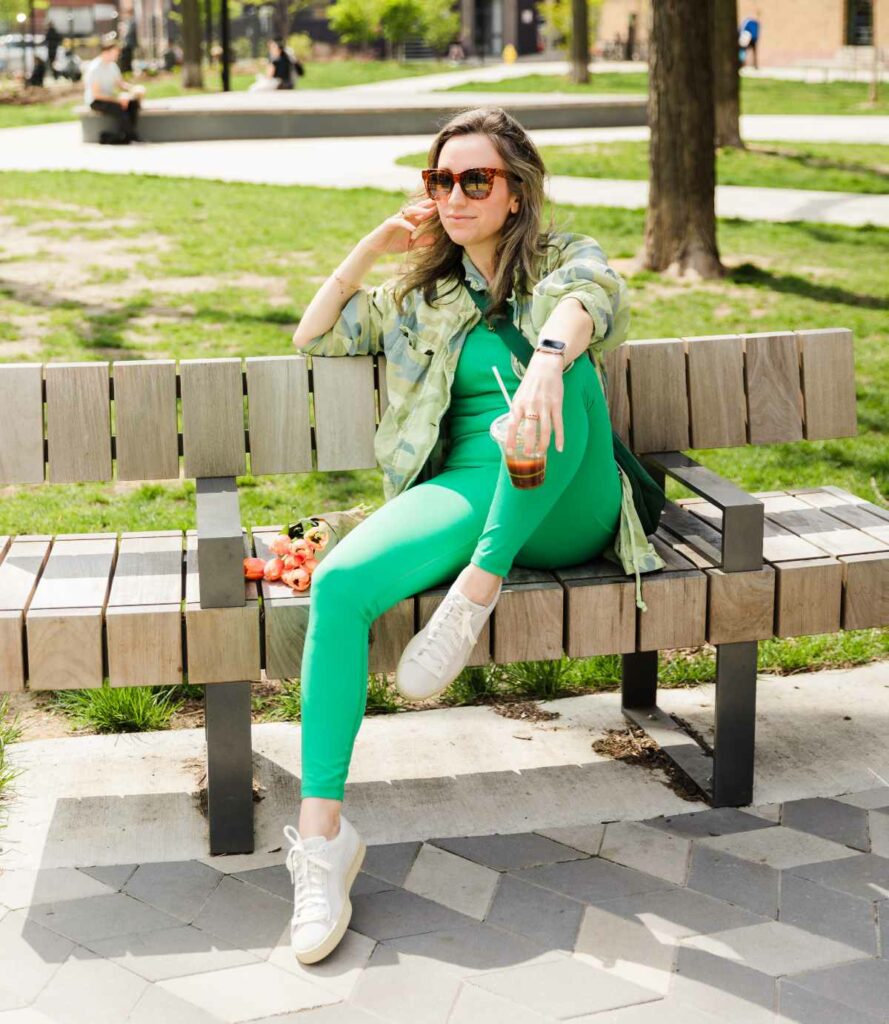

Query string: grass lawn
[441,70,889,117]
[0,59,461,130]
[0,170,886,709]
[398,139,889,194]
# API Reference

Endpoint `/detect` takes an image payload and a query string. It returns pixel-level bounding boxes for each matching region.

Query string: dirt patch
[592,724,707,802]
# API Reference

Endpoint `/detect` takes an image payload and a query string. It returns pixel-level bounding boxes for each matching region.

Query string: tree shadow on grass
[742,143,889,183]
[727,262,889,311]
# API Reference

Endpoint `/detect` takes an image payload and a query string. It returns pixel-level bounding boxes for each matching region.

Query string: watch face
[539,338,567,352]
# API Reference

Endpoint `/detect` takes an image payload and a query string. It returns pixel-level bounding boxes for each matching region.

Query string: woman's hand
[363,198,438,256]
[504,354,565,457]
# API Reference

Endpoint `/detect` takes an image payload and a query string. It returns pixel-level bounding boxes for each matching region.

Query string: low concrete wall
[78,97,648,144]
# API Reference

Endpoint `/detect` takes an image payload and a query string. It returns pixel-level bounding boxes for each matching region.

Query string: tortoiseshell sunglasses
[421,167,519,201]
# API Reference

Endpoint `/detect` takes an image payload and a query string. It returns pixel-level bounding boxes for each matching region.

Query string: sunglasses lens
[425,171,453,199]
[461,170,492,198]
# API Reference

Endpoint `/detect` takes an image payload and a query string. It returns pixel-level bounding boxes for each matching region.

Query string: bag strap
[463,281,534,368]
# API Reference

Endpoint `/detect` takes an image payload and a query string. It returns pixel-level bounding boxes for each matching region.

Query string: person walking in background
[84,34,142,144]
[44,23,61,79]
[739,9,761,69]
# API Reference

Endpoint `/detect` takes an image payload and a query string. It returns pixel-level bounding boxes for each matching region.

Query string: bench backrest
[0,328,856,486]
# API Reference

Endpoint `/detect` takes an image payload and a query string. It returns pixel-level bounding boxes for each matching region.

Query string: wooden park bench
[1,327,885,855]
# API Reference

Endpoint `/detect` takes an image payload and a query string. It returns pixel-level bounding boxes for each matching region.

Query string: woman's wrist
[529,349,567,374]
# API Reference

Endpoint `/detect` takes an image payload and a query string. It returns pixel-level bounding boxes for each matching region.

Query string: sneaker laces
[413,594,479,674]
[283,824,332,926]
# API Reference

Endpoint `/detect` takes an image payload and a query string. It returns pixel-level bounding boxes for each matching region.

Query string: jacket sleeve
[528,234,631,357]
[298,282,389,358]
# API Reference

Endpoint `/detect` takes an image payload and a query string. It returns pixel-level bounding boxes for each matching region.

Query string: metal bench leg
[711,640,758,807]
[204,680,255,855]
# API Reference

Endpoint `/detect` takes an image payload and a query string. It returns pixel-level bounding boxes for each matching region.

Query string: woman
[249,38,294,91]
[284,106,657,965]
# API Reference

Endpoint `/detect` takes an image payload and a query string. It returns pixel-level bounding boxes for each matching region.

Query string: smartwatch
[535,337,568,361]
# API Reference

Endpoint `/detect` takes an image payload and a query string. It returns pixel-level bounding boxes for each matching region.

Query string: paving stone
[0,908,75,1004]
[574,904,677,995]
[231,862,292,902]
[0,990,27,1013]
[682,918,869,977]
[191,874,291,957]
[512,855,676,906]
[781,797,870,851]
[197,851,287,875]
[27,892,183,945]
[533,823,605,855]
[694,824,856,869]
[267,926,377,1000]
[247,1006,382,1024]
[869,806,889,858]
[598,821,692,885]
[428,832,588,872]
[350,871,394,897]
[787,852,889,903]
[122,860,225,924]
[0,1009,63,1024]
[31,945,149,1024]
[127,982,227,1024]
[670,944,778,1024]
[348,943,462,1024]
[686,845,779,919]
[467,955,662,1019]
[403,843,499,920]
[779,870,878,953]
[880,900,889,957]
[158,961,340,1021]
[82,923,261,981]
[484,873,583,951]
[642,808,777,839]
[0,868,115,910]
[567,998,725,1022]
[447,982,554,1023]
[777,980,882,1024]
[749,803,781,822]
[383,919,563,977]
[834,785,889,810]
[360,841,422,886]
[76,864,139,890]
[777,956,889,1021]
[349,886,479,941]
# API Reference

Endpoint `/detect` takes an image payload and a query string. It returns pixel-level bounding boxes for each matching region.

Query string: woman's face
[433,133,519,250]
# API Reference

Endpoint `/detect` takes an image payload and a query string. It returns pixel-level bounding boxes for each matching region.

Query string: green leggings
[299,319,622,800]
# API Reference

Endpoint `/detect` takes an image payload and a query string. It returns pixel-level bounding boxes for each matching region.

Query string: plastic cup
[489,412,546,489]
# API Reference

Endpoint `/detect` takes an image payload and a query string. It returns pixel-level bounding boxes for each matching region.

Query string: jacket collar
[460,248,519,304]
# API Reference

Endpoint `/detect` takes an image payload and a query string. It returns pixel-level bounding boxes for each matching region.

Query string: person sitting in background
[249,38,295,91]
[83,34,143,144]
[26,55,47,88]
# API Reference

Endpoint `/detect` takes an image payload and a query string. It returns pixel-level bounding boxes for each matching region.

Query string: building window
[846,0,873,46]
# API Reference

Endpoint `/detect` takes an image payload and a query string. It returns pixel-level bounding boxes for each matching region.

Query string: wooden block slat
[685,335,747,448]
[369,601,415,675]
[106,532,184,687]
[0,364,44,484]
[113,360,179,481]
[253,526,311,681]
[774,557,843,637]
[796,329,857,441]
[758,496,888,557]
[793,497,889,545]
[27,535,117,690]
[184,530,260,684]
[45,362,112,483]
[180,358,246,478]
[551,556,636,656]
[492,567,563,663]
[245,356,312,476]
[840,553,889,630]
[627,339,690,454]
[744,332,803,444]
[636,532,707,651]
[0,536,52,693]
[601,345,630,447]
[311,355,377,471]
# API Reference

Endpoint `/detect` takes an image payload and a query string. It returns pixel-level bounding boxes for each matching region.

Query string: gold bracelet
[332,272,361,292]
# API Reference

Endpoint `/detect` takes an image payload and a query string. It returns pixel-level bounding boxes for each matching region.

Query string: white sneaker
[395,567,502,701]
[283,813,366,964]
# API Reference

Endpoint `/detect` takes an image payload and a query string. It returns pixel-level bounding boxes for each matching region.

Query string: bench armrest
[641,451,764,572]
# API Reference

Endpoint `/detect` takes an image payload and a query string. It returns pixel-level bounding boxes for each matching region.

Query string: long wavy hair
[393,106,560,324]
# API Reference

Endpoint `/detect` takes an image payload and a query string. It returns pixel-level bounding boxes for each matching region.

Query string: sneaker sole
[293,837,367,965]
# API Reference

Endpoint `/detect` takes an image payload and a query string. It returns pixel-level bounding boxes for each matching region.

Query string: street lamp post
[220,0,230,90]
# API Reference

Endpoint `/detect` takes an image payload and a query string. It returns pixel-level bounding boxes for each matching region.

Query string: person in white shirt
[84,34,142,144]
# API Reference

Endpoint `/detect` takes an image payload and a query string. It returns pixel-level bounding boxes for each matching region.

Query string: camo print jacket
[300,231,665,610]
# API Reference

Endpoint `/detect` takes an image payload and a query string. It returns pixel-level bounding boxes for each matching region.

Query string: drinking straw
[491,365,513,410]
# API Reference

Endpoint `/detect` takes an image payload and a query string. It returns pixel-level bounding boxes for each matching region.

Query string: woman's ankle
[298,797,342,841]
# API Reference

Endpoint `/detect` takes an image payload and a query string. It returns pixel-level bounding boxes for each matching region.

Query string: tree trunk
[275,0,290,40]
[570,0,589,84]
[181,0,204,89]
[713,0,743,147]
[641,0,724,279]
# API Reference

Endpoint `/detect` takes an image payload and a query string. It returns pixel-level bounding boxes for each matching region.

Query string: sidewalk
[1,661,888,1021]
[1,117,887,227]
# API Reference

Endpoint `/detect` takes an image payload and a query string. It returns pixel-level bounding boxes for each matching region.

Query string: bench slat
[246,357,312,475]
[45,363,112,483]
[685,335,747,448]
[0,364,44,484]
[311,355,376,471]
[744,332,804,444]
[601,345,630,448]
[493,567,564,663]
[0,536,51,692]
[636,531,707,651]
[113,360,179,481]
[796,329,857,441]
[627,339,690,454]
[180,358,246,478]
[252,526,311,682]
[106,532,184,687]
